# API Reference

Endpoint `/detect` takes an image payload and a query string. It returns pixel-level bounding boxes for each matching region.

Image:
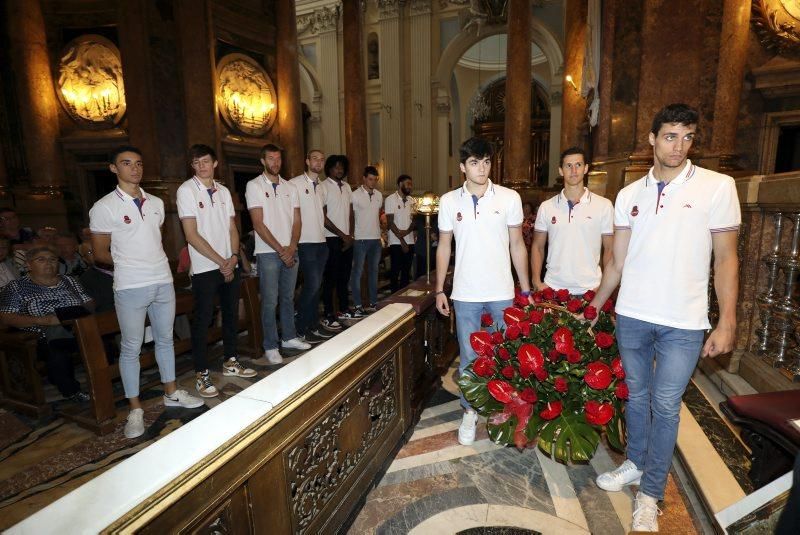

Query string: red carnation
[470,331,495,357]
[553,327,575,354]
[501,365,515,379]
[567,349,583,364]
[567,298,583,313]
[542,287,556,301]
[517,343,545,378]
[611,357,625,379]
[615,381,629,400]
[534,367,549,381]
[584,361,613,390]
[520,387,538,403]
[556,289,570,303]
[487,379,514,403]
[583,305,598,320]
[519,320,532,336]
[602,298,614,313]
[583,290,596,302]
[505,324,521,340]
[548,349,561,362]
[585,400,614,425]
[554,376,569,393]
[595,331,614,349]
[504,306,527,326]
[480,313,494,327]
[491,331,504,344]
[529,309,544,324]
[498,347,511,361]
[473,356,496,377]
[540,400,563,420]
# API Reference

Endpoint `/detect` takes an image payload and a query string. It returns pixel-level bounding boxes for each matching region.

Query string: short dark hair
[306,149,323,159]
[364,166,379,177]
[459,137,494,164]
[189,144,217,162]
[559,146,586,167]
[324,155,349,178]
[260,143,283,160]
[651,103,699,135]
[110,145,142,164]
[397,174,412,186]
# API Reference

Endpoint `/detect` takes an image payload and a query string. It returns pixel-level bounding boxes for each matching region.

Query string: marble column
[503,0,532,186]
[378,1,404,187]
[117,0,162,178]
[276,0,305,177]
[710,0,751,166]
[342,0,368,185]
[5,0,66,194]
[560,0,588,153]
[410,0,432,192]
[314,7,342,156]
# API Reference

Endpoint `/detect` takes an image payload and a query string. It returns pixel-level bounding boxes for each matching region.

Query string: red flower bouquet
[458,289,627,462]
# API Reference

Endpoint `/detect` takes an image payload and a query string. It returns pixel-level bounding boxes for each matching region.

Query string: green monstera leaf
[458,371,504,416]
[604,411,626,452]
[487,415,516,444]
[537,412,601,463]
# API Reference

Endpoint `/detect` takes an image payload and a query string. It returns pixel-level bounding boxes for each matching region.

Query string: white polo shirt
[245,174,299,254]
[385,191,417,246]
[614,160,741,330]
[289,173,326,244]
[321,177,352,238]
[351,186,382,240]
[89,186,172,291]
[534,188,613,294]
[176,176,235,275]
[439,180,523,302]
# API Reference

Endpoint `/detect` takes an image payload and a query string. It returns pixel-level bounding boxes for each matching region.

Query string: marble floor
[348,364,706,535]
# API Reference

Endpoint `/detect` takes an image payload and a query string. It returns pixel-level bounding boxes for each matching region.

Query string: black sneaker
[363,304,378,314]
[300,332,324,345]
[311,328,334,339]
[320,317,343,331]
[67,391,90,403]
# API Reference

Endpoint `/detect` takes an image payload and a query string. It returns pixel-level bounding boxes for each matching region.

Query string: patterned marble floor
[348,365,705,535]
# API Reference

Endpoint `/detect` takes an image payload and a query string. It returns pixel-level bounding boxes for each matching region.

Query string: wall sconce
[56,35,126,129]
[217,53,277,136]
[565,74,579,94]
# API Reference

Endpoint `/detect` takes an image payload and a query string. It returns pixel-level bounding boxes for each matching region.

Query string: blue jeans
[296,242,329,334]
[350,239,381,308]
[257,252,299,350]
[114,283,177,399]
[454,299,513,409]
[616,314,705,500]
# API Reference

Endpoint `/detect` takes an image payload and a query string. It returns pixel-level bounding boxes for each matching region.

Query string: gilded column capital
[377,0,403,19]
[298,4,341,36]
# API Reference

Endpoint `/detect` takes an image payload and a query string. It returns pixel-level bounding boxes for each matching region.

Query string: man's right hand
[279,246,295,266]
[435,293,450,316]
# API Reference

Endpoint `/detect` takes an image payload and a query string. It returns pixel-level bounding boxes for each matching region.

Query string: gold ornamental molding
[216,53,277,137]
[752,0,800,56]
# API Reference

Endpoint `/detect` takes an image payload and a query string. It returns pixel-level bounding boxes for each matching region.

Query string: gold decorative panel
[753,0,800,56]
[216,53,277,136]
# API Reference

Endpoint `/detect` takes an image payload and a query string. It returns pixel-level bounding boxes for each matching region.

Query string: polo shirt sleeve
[157,197,165,226]
[533,202,548,232]
[506,192,524,227]
[709,177,741,233]
[89,203,114,234]
[384,195,395,216]
[289,184,300,209]
[176,186,196,220]
[614,190,631,230]
[438,194,454,233]
[0,280,22,314]
[225,189,235,219]
[601,199,614,235]
[245,180,262,210]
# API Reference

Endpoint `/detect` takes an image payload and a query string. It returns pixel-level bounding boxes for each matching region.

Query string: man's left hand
[702,324,736,357]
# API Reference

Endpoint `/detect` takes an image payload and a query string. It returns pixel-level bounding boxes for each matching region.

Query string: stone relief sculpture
[217,54,277,136]
[752,0,800,56]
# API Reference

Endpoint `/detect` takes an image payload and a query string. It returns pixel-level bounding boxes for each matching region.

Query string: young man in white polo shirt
[289,149,334,344]
[435,137,533,446]
[246,144,310,365]
[177,144,256,398]
[531,147,613,294]
[321,155,353,328]
[347,166,383,317]
[90,146,203,439]
[385,174,416,292]
[588,104,740,532]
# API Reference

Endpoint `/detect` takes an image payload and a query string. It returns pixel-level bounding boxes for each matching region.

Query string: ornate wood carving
[752,0,800,57]
[285,357,398,533]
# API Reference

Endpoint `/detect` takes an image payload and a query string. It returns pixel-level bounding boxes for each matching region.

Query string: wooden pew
[0,329,51,418]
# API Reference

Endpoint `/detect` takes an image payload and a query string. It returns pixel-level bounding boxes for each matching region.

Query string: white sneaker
[282,337,311,350]
[195,370,219,398]
[264,349,283,365]
[596,459,643,491]
[164,389,205,409]
[632,492,661,532]
[458,410,478,445]
[223,358,257,378]
[124,408,145,439]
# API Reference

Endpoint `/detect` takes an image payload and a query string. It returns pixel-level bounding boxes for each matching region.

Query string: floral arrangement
[458,288,627,463]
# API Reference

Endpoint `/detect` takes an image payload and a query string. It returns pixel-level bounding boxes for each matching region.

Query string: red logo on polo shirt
[398,205,401,210]
[123,215,131,224]
[305,189,309,194]
[631,206,639,217]
[456,212,462,221]
[683,204,692,208]
[265,191,270,198]
[551,216,557,224]
[199,201,204,209]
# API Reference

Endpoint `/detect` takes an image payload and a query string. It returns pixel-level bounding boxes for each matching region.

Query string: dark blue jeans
[350,239,381,308]
[296,242,329,335]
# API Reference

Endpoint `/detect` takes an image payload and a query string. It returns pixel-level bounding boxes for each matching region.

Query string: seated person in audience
[0,237,19,288]
[0,245,91,402]
[56,233,88,276]
[78,241,115,314]
[36,226,58,243]
[0,208,34,245]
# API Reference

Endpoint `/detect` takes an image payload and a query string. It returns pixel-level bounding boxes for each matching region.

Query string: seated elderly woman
[0,245,93,402]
